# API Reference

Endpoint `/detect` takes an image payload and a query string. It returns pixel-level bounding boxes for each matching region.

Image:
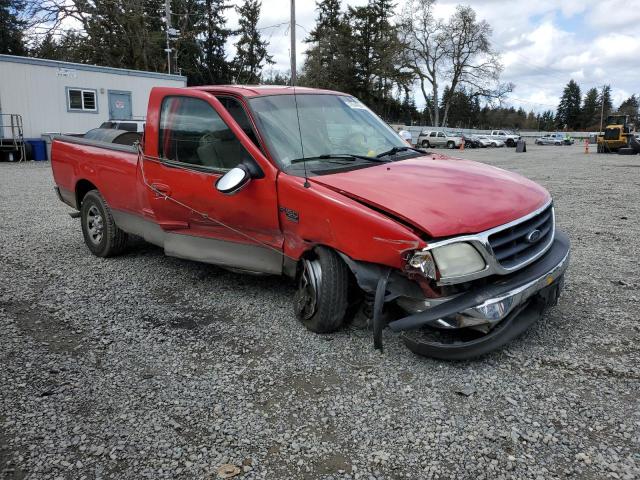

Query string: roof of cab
[189,85,346,97]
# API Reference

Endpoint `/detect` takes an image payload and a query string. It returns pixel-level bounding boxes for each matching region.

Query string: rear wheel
[80,190,128,257]
[294,247,349,333]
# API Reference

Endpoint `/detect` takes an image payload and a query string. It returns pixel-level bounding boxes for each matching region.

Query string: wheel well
[75,180,97,207]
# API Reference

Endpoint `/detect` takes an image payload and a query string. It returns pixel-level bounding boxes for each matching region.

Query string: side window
[437,132,445,138]
[216,96,266,156]
[158,96,252,171]
[429,132,436,137]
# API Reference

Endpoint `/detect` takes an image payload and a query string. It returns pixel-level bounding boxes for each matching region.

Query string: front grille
[488,205,554,270]
[604,127,620,140]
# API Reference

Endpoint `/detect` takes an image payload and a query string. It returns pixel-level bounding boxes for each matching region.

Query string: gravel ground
[1,144,639,480]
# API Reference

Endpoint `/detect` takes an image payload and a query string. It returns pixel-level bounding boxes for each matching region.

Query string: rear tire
[618,147,635,155]
[294,247,349,333]
[80,190,128,257]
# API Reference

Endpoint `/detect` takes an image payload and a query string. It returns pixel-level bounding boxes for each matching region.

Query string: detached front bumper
[388,230,570,359]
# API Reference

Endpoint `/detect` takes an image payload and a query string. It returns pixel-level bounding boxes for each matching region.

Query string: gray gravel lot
[1,144,639,479]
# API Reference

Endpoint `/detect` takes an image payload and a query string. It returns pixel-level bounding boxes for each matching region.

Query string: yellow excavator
[597,114,639,153]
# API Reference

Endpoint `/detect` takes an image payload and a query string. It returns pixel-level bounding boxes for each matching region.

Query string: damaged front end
[343,202,571,360]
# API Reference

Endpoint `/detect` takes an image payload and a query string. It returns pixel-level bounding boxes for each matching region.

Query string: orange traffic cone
[584,139,589,154]
[460,138,465,151]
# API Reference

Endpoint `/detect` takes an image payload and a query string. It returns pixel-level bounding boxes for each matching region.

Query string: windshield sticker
[342,97,367,110]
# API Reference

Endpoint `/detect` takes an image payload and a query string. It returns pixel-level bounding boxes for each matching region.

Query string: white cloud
[224,0,639,112]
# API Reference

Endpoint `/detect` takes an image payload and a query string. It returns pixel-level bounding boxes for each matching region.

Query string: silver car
[535,133,566,145]
[475,134,504,147]
[417,130,463,149]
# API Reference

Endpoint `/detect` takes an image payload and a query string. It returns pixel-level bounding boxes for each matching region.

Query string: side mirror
[215,165,251,195]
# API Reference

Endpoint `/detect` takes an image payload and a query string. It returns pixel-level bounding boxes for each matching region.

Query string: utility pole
[165,0,172,75]
[599,84,605,134]
[290,0,296,86]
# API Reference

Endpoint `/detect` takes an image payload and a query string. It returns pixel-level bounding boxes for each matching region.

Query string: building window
[67,88,97,112]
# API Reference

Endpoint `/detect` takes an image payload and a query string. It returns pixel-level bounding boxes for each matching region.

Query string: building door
[108,91,132,120]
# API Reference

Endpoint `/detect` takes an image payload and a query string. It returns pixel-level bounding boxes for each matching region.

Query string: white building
[0,54,187,139]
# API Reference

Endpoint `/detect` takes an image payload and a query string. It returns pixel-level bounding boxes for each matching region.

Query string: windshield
[248,94,408,169]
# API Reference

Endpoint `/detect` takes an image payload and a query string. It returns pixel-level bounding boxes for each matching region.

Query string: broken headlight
[407,250,437,279]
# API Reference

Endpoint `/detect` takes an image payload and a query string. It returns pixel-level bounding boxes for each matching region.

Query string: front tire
[421,140,430,148]
[447,141,455,149]
[294,247,349,333]
[506,139,515,147]
[80,190,128,257]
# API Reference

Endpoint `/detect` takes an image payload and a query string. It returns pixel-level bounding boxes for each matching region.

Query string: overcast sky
[225,0,640,112]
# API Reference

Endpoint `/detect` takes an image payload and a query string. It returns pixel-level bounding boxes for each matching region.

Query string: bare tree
[440,5,511,127]
[399,0,446,126]
[400,0,511,127]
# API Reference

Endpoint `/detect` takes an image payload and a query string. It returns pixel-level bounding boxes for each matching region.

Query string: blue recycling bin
[25,139,47,161]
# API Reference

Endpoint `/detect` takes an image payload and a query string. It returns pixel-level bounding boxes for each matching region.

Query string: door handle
[151,182,171,197]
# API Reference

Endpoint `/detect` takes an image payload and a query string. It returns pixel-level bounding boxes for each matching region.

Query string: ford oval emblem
[526,229,542,243]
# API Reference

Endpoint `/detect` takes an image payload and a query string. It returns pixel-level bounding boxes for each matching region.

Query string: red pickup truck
[51,85,570,359]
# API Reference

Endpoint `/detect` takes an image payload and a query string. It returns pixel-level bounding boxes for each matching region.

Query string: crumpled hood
[311,155,551,238]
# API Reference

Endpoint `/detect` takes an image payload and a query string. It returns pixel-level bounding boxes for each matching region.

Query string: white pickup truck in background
[490,130,521,147]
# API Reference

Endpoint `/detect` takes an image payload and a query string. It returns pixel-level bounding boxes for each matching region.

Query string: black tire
[421,140,430,148]
[80,190,128,257]
[506,139,515,147]
[294,247,349,333]
[618,147,635,155]
[447,141,455,149]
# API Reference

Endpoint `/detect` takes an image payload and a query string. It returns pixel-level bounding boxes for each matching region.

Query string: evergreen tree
[581,87,599,130]
[232,0,273,84]
[303,0,352,90]
[173,0,208,85]
[201,0,233,84]
[540,110,555,131]
[0,0,26,55]
[556,79,581,129]
[598,85,613,124]
[618,94,639,117]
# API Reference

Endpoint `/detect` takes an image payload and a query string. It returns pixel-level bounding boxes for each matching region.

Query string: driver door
[141,89,283,274]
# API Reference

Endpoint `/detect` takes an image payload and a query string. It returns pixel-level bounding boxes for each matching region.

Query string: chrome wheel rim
[86,205,104,245]
[294,259,322,320]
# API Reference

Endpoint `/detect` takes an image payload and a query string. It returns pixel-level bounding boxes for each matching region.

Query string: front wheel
[294,247,349,333]
[506,139,515,147]
[80,190,128,257]
[447,141,455,149]
[421,140,430,148]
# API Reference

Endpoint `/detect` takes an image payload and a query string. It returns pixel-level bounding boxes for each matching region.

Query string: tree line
[2,0,637,130]
[2,0,274,85]
[556,80,638,131]
[1,0,518,126]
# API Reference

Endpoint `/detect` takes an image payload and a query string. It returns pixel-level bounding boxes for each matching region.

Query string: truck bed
[51,135,141,214]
